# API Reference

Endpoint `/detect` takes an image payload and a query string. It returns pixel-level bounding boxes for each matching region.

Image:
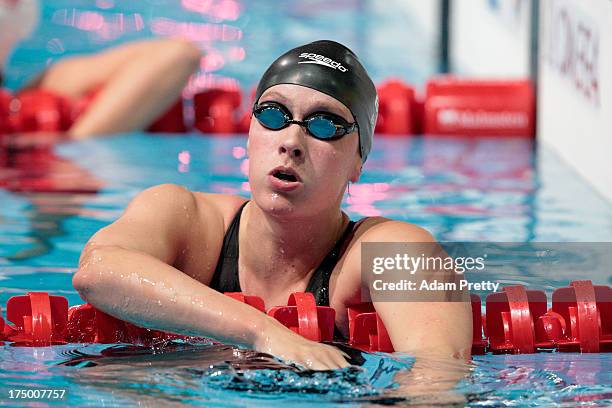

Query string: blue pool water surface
[1,134,611,407]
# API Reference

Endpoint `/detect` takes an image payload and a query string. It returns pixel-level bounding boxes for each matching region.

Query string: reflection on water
[4,134,610,265]
[465,354,612,406]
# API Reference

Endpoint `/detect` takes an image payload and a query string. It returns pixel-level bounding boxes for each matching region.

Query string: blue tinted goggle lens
[307,116,338,139]
[255,106,287,130]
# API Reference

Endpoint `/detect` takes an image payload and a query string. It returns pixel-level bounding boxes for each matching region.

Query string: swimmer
[73,40,472,371]
[0,0,200,138]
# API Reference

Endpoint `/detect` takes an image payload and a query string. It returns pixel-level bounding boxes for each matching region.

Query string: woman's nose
[278,124,305,158]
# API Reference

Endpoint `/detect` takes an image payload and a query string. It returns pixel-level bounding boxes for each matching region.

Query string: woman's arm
[357,220,473,400]
[73,184,349,369]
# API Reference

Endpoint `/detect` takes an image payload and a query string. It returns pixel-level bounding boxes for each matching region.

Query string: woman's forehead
[260,84,353,120]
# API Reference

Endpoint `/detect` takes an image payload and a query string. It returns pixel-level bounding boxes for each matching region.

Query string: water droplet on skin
[157,300,162,306]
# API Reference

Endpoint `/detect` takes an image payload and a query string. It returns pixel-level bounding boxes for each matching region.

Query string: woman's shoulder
[350,216,435,244]
[339,217,436,279]
[191,191,248,230]
[130,184,246,229]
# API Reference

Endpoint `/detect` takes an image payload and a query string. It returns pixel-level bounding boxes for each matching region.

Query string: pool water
[1,134,611,407]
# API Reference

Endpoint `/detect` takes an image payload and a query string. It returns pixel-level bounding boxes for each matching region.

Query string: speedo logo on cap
[298,52,348,72]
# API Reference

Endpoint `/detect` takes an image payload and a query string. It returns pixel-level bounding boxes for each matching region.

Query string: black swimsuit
[209,201,358,340]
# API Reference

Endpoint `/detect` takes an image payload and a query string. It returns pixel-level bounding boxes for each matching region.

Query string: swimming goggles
[252,101,358,140]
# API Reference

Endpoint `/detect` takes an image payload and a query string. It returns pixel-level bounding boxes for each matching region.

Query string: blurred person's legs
[29,38,201,139]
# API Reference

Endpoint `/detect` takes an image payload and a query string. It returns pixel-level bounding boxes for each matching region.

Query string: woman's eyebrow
[260,90,289,102]
[306,103,352,121]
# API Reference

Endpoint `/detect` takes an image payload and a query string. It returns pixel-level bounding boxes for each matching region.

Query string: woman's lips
[267,174,303,192]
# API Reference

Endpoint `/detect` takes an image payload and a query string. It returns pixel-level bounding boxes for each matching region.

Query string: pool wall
[538,0,612,204]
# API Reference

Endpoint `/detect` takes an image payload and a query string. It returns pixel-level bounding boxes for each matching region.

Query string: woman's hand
[254,318,350,370]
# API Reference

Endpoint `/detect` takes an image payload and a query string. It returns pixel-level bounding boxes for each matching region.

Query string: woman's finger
[331,352,350,368]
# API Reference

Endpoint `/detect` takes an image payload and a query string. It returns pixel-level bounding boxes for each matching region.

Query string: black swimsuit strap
[209,201,247,293]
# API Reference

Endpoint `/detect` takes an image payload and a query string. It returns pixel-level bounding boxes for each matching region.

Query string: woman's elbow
[72,245,119,299]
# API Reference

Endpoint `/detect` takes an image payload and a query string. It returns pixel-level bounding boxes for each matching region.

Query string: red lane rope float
[486,285,543,353]
[375,79,418,136]
[471,294,487,354]
[193,89,241,134]
[423,77,535,137]
[0,87,188,135]
[147,99,187,133]
[224,292,266,313]
[551,280,612,352]
[0,89,13,134]
[1,281,610,353]
[267,292,335,342]
[9,90,74,133]
[2,77,538,137]
[6,292,68,346]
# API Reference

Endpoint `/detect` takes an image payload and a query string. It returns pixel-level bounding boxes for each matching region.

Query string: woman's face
[247,84,361,218]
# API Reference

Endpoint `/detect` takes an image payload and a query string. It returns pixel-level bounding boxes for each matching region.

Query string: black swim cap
[255,40,378,162]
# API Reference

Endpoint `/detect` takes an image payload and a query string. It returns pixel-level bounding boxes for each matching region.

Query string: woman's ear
[349,157,362,183]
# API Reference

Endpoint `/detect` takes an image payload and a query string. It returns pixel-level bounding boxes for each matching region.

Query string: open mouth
[273,171,298,182]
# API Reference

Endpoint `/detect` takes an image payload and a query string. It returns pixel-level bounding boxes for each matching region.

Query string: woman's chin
[253,192,303,217]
